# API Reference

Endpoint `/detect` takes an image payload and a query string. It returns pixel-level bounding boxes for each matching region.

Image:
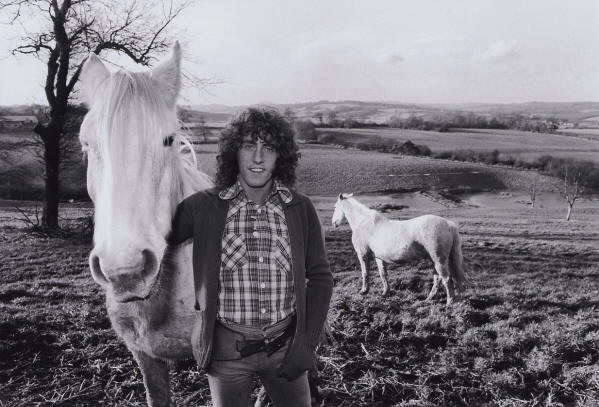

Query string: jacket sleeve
[166,198,194,246]
[303,197,334,349]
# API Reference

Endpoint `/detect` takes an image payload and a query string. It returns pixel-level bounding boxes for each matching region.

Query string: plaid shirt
[218,180,295,327]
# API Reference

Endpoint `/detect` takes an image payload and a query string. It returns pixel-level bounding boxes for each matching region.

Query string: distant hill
[423,101,599,122]
[4,101,598,127]
[185,100,599,126]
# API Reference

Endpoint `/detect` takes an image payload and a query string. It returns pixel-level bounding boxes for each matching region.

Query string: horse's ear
[347,193,354,198]
[151,41,182,107]
[80,53,110,107]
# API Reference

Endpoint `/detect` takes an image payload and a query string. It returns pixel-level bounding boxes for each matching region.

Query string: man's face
[237,135,278,193]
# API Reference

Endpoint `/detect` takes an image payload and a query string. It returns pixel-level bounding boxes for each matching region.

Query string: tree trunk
[43,138,60,229]
[566,203,572,221]
[35,122,62,230]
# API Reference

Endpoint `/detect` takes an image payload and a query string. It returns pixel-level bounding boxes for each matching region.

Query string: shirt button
[259,256,264,263]
[253,231,259,237]
[260,282,266,289]
[257,208,262,214]
[261,308,266,314]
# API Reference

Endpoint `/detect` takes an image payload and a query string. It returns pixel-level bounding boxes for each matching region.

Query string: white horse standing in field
[331,193,466,304]
[79,43,212,406]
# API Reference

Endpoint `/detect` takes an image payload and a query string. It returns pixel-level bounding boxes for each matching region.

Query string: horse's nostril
[90,254,109,286]
[141,249,159,280]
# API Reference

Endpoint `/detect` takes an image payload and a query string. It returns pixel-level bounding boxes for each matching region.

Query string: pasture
[557,129,599,142]
[200,143,561,195]
[0,133,568,200]
[318,128,599,164]
[1,143,599,406]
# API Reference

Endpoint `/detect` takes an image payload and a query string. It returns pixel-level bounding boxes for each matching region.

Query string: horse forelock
[96,70,177,159]
[88,69,212,245]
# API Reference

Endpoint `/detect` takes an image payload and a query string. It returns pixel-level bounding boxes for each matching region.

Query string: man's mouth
[250,168,265,173]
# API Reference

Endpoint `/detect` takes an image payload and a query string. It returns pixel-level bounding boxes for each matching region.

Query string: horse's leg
[434,261,455,305]
[132,350,172,407]
[374,258,390,296]
[357,252,370,294]
[425,274,440,301]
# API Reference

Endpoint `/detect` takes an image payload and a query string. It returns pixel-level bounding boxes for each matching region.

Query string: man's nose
[253,144,264,163]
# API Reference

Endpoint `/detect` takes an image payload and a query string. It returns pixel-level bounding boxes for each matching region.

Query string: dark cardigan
[168,187,333,370]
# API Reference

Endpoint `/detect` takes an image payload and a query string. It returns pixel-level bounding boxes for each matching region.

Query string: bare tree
[1,0,193,229]
[529,173,539,208]
[563,166,583,221]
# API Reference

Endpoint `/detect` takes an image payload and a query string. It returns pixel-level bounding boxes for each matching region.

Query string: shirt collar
[219,179,292,204]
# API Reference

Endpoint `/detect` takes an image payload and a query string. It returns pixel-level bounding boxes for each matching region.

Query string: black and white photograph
[1,0,598,406]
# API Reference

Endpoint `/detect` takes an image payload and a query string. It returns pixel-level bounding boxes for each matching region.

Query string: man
[168,108,333,407]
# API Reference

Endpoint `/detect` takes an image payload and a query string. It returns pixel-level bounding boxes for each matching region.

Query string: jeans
[206,318,311,407]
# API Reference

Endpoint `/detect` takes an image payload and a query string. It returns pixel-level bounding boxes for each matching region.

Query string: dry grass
[1,136,597,405]
[319,204,599,406]
[1,201,599,406]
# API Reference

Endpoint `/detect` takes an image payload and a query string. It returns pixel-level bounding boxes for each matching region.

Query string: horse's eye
[163,135,174,147]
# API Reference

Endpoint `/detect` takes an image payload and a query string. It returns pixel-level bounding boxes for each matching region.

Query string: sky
[1,0,598,106]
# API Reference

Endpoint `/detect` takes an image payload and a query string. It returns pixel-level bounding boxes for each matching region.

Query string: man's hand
[276,341,315,381]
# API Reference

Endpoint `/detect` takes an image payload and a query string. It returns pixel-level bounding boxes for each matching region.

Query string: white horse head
[331,192,354,227]
[79,43,211,303]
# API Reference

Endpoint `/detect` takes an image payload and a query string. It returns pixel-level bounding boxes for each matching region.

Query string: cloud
[481,40,522,62]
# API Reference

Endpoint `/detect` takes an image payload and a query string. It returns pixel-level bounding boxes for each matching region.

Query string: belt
[235,317,296,358]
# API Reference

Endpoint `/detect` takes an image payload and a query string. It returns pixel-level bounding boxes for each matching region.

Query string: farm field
[0,131,86,200]
[557,128,599,142]
[197,143,560,195]
[1,133,598,406]
[318,128,599,163]
[1,190,599,406]
[0,131,574,200]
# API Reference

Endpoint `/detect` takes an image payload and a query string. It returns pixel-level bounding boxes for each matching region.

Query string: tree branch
[65,59,84,96]
[44,46,59,106]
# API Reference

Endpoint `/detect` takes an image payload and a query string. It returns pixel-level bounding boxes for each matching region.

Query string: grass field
[0,129,570,201]
[1,191,598,406]
[557,129,599,142]
[197,143,561,196]
[318,128,599,164]
[0,131,86,200]
[1,130,598,406]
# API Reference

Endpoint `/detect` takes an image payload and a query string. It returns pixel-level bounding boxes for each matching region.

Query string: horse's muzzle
[89,249,159,303]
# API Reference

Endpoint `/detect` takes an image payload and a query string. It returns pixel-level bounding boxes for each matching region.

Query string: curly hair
[215,107,300,190]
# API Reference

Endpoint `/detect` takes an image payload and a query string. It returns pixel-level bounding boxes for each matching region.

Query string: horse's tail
[449,224,467,292]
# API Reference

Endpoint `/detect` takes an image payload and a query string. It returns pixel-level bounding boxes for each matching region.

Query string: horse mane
[172,133,213,200]
[346,197,378,218]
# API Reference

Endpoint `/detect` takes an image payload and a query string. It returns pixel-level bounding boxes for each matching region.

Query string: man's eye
[242,143,255,150]
[264,145,275,153]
